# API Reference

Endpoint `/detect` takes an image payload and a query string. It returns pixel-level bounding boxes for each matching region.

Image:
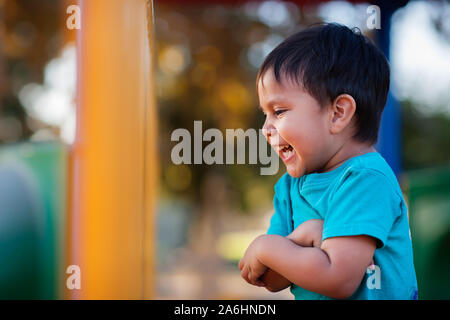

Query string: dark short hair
[256,23,390,144]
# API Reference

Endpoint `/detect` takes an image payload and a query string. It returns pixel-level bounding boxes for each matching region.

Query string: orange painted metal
[67,0,157,299]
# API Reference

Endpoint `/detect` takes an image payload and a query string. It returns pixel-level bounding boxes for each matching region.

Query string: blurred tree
[0,0,63,143]
[155,2,313,215]
[402,100,450,170]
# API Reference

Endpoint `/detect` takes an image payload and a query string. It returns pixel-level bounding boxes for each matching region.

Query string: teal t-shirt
[267,152,418,300]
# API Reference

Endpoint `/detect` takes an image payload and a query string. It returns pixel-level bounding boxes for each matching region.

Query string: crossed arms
[238,219,377,299]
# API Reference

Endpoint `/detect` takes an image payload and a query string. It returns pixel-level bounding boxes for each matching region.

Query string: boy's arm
[260,269,291,292]
[260,219,324,292]
[240,234,376,299]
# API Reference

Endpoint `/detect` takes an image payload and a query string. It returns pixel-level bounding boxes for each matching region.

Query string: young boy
[238,23,418,300]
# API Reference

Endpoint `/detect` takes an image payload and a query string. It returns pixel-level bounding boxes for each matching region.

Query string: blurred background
[0,0,449,299]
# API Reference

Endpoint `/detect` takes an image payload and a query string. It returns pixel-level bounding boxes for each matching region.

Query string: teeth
[282,149,294,159]
[274,144,294,159]
[276,145,291,152]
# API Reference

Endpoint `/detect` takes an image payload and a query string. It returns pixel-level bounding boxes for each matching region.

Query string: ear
[329,94,356,135]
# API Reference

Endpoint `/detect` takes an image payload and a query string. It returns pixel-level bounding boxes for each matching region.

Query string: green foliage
[402,101,450,170]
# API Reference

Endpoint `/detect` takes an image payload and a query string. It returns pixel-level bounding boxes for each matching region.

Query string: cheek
[279,120,313,144]
[288,123,326,157]
[274,123,295,146]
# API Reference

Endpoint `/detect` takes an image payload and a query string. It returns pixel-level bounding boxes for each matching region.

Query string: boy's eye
[274,109,286,116]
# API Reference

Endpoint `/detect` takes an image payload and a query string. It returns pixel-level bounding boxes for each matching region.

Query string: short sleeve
[267,173,294,236]
[322,168,401,248]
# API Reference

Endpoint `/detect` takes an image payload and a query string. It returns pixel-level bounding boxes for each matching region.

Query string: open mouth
[278,144,295,161]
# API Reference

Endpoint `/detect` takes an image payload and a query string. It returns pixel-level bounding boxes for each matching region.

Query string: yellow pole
[68,0,157,299]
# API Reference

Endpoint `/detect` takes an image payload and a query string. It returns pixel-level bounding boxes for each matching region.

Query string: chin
[286,166,304,178]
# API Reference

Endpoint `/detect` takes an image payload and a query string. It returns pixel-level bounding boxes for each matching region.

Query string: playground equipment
[0,0,158,299]
[0,142,67,299]
[404,167,450,299]
[68,0,158,299]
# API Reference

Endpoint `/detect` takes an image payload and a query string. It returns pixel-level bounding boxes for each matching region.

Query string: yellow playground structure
[0,0,158,299]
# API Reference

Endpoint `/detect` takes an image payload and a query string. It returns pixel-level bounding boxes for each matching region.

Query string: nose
[262,118,276,142]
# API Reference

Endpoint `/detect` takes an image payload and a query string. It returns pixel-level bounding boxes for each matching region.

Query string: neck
[319,140,376,173]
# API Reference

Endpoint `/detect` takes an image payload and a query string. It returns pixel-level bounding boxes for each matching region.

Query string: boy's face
[258,69,334,177]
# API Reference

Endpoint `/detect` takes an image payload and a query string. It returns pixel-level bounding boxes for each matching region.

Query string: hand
[261,269,291,292]
[287,219,375,269]
[287,219,324,248]
[238,235,268,287]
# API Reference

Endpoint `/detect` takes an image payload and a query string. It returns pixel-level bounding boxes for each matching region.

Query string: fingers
[239,248,267,288]
[241,265,252,286]
[248,269,266,287]
[254,278,266,287]
[239,256,257,286]
[240,265,266,287]
[247,269,258,286]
